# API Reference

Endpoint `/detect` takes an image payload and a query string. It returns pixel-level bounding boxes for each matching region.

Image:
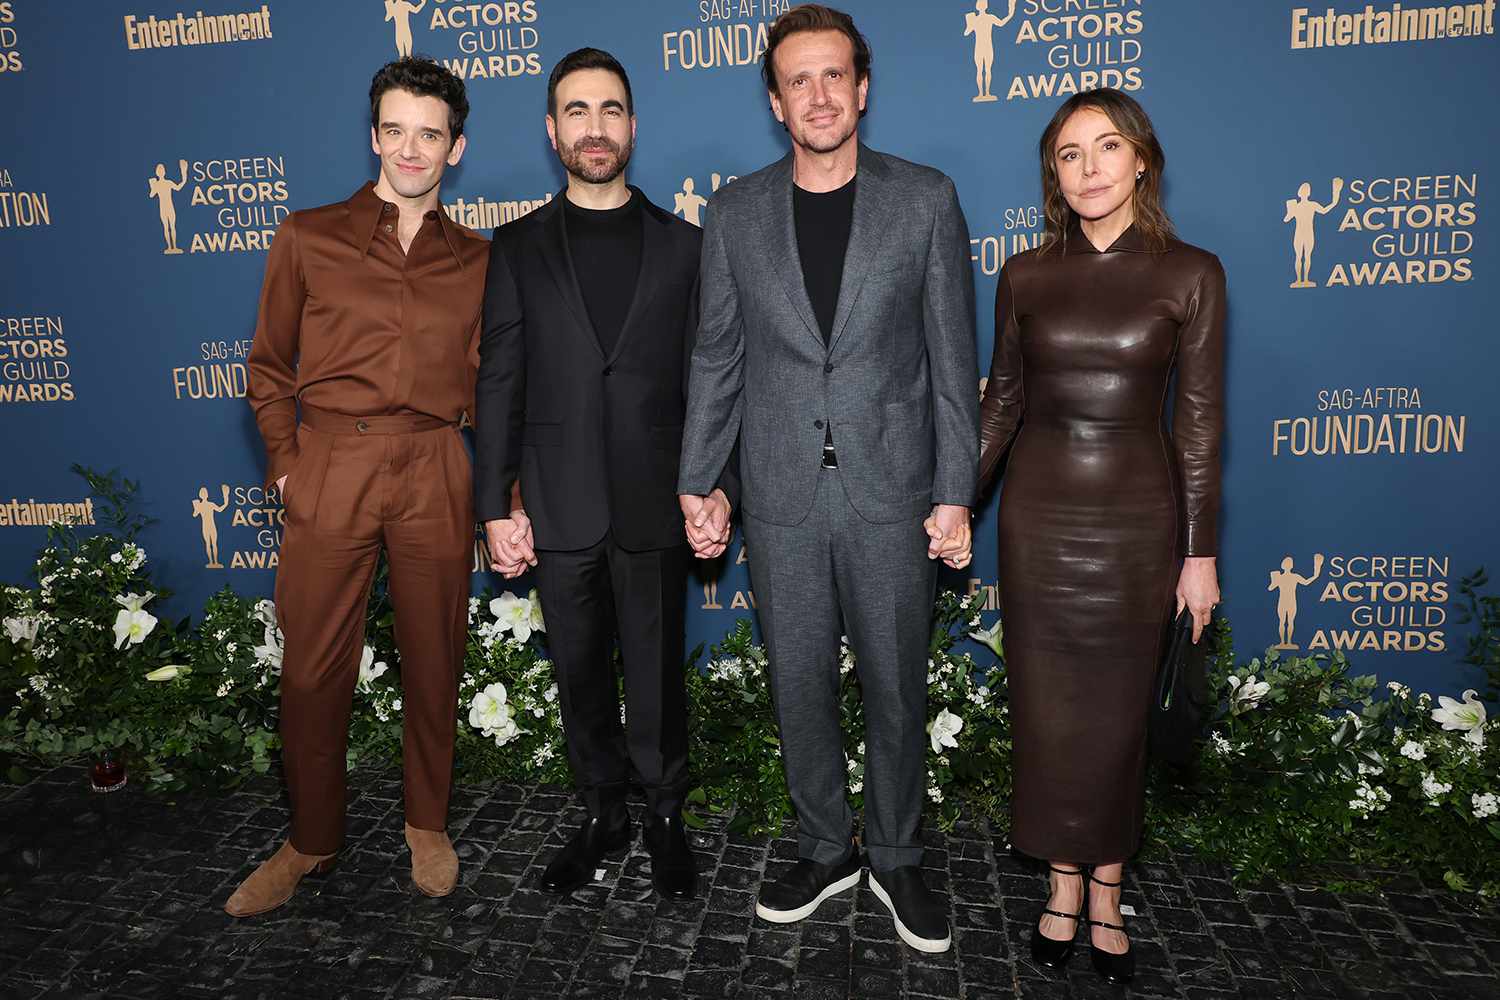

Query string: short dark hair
[369,57,470,142]
[761,4,872,96]
[547,48,634,118]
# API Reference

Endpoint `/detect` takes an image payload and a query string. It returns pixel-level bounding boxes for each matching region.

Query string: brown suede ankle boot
[223,840,336,917]
[405,823,458,897]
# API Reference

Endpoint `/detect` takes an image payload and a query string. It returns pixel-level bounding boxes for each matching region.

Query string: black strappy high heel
[1085,870,1135,984]
[1030,864,1085,969]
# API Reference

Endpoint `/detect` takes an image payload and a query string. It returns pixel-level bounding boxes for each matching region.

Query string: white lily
[113,608,158,649]
[357,645,389,692]
[929,708,964,755]
[469,682,520,744]
[113,591,155,613]
[1228,674,1270,713]
[144,664,189,681]
[253,599,278,629]
[526,588,547,634]
[253,624,284,672]
[490,591,538,642]
[1431,689,1486,738]
[968,619,1004,658]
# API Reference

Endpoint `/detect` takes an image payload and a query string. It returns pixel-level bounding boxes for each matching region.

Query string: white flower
[850,780,863,794]
[467,596,480,623]
[969,619,1004,658]
[525,589,546,634]
[490,591,540,642]
[1463,726,1486,750]
[144,664,187,681]
[113,608,158,649]
[1387,681,1411,698]
[1210,732,1233,755]
[253,599,278,629]
[3,616,40,646]
[357,645,388,692]
[1228,674,1270,713]
[927,785,944,804]
[1472,792,1499,819]
[543,683,558,704]
[110,552,123,564]
[929,708,964,755]
[253,624,284,672]
[216,680,233,697]
[225,642,238,655]
[27,674,49,694]
[1420,773,1453,802]
[1348,782,1391,816]
[1399,740,1427,762]
[113,591,155,613]
[1431,690,1486,738]
[469,683,519,744]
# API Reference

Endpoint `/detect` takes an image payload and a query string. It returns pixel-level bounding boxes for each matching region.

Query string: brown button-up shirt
[246,182,489,487]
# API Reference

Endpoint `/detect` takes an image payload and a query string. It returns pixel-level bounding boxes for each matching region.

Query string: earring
[1136,170,1144,179]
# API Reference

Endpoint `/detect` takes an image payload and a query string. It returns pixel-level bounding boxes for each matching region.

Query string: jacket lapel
[537,192,605,361]
[604,189,661,366]
[764,155,824,348]
[827,145,891,353]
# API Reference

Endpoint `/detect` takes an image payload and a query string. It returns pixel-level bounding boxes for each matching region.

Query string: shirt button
[381,204,393,214]
[356,420,369,433]
[383,224,393,233]
[824,363,834,374]
[813,419,824,429]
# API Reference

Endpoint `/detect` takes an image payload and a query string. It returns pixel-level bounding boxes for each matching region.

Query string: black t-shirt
[793,176,857,345]
[564,189,644,358]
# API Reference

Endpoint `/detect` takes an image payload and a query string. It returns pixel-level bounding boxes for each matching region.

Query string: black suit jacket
[475,188,736,552]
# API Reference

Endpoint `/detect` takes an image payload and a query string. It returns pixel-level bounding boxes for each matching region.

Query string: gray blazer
[678,144,979,526]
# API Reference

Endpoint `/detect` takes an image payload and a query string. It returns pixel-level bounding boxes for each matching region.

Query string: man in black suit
[474,48,734,900]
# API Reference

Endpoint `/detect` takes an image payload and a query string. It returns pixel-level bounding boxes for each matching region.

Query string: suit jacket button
[603,365,613,376]
[813,420,824,429]
[824,363,834,374]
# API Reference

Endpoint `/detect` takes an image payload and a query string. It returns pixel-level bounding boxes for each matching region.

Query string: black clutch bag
[1147,609,1211,767]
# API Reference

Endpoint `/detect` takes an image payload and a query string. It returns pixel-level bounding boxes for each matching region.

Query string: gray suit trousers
[742,468,937,870]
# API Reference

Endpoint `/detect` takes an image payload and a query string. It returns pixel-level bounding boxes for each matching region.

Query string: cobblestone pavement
[2,766,1498,1000]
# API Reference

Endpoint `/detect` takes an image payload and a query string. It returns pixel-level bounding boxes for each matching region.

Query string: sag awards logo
[1271,385,1467,459]
[961,0,1145,104]
[146,154,292,255]
[1,2,24,72]
[1290,1,1496,49]
[382,0,543,80]
[190,482,283,570]
[0,168,51,229]
[170,336,252,402]
[1,315,72,404]
[661,0,790,73]
[701,545,755,610]
[1280,171,1477,288]
[672,172,737,227]
[443,190,552,232]
[971,201,1045,277]
[1267,552,1449,653]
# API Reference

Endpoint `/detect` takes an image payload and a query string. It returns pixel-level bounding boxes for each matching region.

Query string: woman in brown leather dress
[978,89,1225,985]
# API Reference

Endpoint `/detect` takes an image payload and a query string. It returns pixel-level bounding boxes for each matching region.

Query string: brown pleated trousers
[273,404,473,856]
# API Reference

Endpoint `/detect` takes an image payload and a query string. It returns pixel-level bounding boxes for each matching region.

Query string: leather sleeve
[1172,256,1226,557]
[978,262,1025,494]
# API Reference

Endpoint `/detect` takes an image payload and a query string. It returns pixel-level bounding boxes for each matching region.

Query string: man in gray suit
[677,4,977,955]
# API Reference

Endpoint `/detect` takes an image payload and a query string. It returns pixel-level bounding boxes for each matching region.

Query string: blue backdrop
[2,0,1496,693]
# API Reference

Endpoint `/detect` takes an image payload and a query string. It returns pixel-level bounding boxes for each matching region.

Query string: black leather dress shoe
[869,866,952,954]
[755,850,862,924]
[643,814,698,899]
[540,816,632,894]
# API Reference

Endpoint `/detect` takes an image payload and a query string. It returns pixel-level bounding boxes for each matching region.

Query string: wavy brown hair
[761,4,872,97]
[1038,88,1173,253]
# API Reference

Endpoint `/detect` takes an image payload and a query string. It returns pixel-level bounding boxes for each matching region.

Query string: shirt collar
[348,180,468,268]
[1061,215,1154,255]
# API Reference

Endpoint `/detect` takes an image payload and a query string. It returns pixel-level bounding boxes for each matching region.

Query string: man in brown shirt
[226,57,488,918]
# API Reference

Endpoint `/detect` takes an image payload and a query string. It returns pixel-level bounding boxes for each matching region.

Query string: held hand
[484,512,537,579]
[679,491,733,559]
[1175,556,1220,644]
[924,504,972,569]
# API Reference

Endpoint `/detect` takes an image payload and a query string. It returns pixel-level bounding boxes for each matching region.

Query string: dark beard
[559,135,633,184]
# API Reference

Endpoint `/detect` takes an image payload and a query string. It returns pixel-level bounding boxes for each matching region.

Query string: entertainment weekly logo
[1289,2,1496,50]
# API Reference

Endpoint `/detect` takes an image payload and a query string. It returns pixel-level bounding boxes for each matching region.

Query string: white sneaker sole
[869,872,952,954]
[754,868,862,924]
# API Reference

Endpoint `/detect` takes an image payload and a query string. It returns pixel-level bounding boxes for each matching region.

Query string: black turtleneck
[564,188,643,358]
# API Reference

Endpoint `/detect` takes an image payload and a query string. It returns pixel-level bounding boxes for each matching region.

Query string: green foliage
[1454,568,1500,703]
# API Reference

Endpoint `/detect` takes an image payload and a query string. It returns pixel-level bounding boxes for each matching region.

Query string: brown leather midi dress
[978,219,1225,863]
